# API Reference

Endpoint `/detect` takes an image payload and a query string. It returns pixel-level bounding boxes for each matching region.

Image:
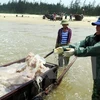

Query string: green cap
[61,19,69,25]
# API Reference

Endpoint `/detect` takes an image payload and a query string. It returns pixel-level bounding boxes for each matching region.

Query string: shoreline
[0,13,99,26]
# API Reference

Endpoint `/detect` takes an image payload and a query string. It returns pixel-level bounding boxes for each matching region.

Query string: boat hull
[74,14,83,21]
[0,59,58,100]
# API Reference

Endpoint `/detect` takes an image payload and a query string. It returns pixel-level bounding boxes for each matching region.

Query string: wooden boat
[43,14,62,21]
[74,14,83,21]
[0,58,58,100]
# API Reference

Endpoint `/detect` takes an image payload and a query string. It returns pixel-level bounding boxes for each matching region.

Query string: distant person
[60,13,64,20]
[54,17,100,100]
[55,19,72,67]
[69,14,72,21]
[81,14,84,19]
[53,13,56,21]
[65,13,67,19]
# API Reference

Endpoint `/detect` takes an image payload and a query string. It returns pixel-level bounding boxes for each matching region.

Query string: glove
[63,48,75,57]
[54,47,64,54]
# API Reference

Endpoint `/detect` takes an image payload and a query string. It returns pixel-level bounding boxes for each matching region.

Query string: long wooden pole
[44,50,53,58]
[0,50,54,67]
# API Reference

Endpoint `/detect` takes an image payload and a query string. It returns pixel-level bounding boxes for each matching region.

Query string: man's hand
[54,47,64,54]
[63,48,75,57]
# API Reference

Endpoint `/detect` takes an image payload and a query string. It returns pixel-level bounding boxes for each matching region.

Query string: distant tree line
[0,0,100,16]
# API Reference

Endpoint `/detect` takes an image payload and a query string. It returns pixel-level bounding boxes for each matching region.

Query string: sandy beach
[0,13,99,26]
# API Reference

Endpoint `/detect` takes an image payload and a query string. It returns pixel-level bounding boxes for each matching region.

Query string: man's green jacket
[63,34,100,79]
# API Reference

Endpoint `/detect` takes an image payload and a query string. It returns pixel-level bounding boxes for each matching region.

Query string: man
[55,19,72,67]
[54,17,100,100]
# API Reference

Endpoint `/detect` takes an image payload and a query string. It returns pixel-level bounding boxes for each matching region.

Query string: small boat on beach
[0,56,58,100]
[43,14,62,21]
[74,14,84,21]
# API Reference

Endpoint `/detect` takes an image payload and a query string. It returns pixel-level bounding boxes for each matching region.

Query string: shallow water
[0,19,95,100]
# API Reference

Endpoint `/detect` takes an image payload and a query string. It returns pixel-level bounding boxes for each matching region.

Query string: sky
[0,0,100,6]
